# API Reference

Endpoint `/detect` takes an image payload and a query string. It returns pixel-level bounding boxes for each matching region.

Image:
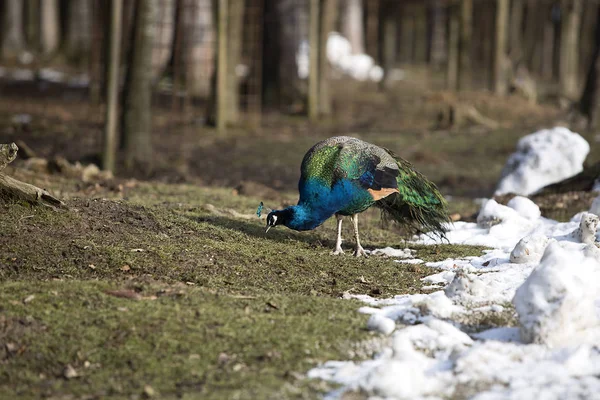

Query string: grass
[0,180,486,399]
[0,281,367,400]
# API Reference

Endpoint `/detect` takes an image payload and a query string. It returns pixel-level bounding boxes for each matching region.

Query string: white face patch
[271,215,278,225]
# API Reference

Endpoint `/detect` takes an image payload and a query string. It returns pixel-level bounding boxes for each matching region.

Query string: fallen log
[0,143,66,208]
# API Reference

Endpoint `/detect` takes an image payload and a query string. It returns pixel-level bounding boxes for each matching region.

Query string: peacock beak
[265,225,271,233]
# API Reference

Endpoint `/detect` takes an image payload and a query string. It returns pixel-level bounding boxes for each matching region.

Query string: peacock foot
[353,245,368,257]
[331,247,345,255]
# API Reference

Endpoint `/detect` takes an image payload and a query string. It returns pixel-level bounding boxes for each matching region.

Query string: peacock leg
[351,214,368,257]
[331,214,345,255]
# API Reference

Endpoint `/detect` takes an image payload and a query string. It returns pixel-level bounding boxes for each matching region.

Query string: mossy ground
[0,178,485,400]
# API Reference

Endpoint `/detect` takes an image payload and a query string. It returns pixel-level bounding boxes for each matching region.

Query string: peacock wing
[298,138,345,197]
[334,140,400,201]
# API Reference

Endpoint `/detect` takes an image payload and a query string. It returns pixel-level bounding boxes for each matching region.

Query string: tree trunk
[458,0,472,90]
[509,0,524,61]
[478,2,494,89]
[277,0,309,110]
[381,2,398,88]
[447,3,459,90]
[580,2,599,82]
[318,0,337,115]
[578,6,600,127]
[523,0,542,73]
[399,4,414,63]
[25,0,39,53]
[181,0,214,97]
[40,0,60,56]
[65,0,92,64]
[365,0,379,60]
[429,0,447,68]
[541,13,555,80]
[216,0,228,130]
[151,0,175,81]
[225,0,245,125]
[122,0,156,172]
[559,0,583,100]
[103,0,123,173]
[205,0,218,126]
[340,0,364,54]
[2,0,26,61]
[413,3,428,63]
[308,0,319,120]
[494,0,509,95]
[0,143,65,208]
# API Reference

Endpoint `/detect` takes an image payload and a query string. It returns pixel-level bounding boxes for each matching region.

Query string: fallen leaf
[63,364,79,379]
[130,248,145,253]
[120,265,131,272]
[23,295,35,304]
[143,385,156,398]
[5,343,17,354]
[232,363,245,371]
[88,264,96,270]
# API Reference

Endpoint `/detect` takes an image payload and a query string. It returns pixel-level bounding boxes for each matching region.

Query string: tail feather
[376,153,450,238]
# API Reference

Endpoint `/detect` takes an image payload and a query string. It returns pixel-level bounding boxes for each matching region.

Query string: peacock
[261,136,450,256]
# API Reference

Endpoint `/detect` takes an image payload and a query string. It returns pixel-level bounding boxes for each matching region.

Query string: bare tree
[578,5,600,127]
[430,0,447,68]
[459,0,472,90]
[277,0,309,110]
[2,0,26,61]
[364,0,379,59]
[340,0,364,54]
[181,0,214,97]
[494,0,509,95]
[559,0,583,100]
[65,0,92,64]
[226,0,245,124]
[447,3,459,90]
[399,4,414,63]
[122,0,157,172]
[381,1,398,87]
[151,0,175,81]
[509,0,524,61]
[413,3,427,63]
[40,0,60,56]
[318,0,337,114]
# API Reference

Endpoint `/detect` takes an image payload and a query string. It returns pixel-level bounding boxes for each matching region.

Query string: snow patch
[513,241,600,347]
[509,233,552,264]
[296,32,384,82]
[311,195,600,399]
[495,127,589,196]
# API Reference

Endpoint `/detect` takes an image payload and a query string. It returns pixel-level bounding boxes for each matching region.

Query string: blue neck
[282,204,331,231]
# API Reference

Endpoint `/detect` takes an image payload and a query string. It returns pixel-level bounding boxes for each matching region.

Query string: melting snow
[296,32,384,82]
[309,195,600,399]
[495,127,589,196]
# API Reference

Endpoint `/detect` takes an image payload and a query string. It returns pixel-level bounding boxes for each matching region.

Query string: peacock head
[257,202,294,233]
[265,209,293,233]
